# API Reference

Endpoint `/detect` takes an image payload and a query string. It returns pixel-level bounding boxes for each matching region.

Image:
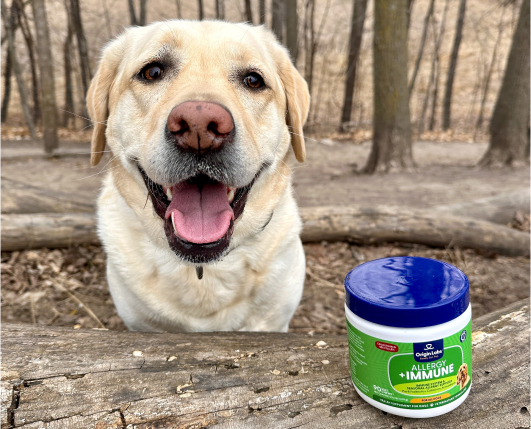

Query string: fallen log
[1,299,528,428]
[432,189,530,225]
[299,206,529,256]
[1,206,529,256]
[1,213,99,250]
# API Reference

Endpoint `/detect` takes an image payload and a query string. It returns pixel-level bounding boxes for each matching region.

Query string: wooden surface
[1,213,99,251]
[300,205,530,256]
[1,299,529,429]
[2,205,529,256]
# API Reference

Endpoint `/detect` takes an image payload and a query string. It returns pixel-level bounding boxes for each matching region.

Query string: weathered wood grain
[1,299,529,428]
[2,205,530,256]
[300,205,530,256]
[1,213,99,251]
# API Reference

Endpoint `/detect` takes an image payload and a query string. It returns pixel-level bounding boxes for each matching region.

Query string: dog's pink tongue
[166,181,234,244]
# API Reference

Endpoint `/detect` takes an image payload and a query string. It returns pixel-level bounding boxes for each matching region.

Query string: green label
[347,319,472,410]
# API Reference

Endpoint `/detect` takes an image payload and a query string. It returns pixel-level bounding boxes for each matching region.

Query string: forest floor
[1,130,529,334]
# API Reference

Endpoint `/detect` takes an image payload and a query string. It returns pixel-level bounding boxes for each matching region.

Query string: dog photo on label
[88,20,310,332]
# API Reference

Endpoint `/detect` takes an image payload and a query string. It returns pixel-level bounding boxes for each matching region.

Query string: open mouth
[138,166,256,263]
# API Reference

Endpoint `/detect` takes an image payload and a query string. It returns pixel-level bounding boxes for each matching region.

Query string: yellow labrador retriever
[88,20,309,332]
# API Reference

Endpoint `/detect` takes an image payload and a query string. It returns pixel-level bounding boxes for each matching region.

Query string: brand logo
[413,339,444,362]
[460,330,467,343]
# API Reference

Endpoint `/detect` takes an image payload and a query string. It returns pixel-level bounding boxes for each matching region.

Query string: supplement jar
[344,256,472,418]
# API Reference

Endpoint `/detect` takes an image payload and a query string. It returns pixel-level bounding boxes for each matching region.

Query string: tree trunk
[198,0,204,20]
[340,0,368,129]
[474,7,505,140]
[32,0,59,154]
[479,0,530,167]
[128,0,138,25]
[1,38,12,123]
[215,0,224,19]
[139,0,147,25]
[63,12,75,128]
[175,0,182,18]
[442,0,466,130]
[1,0,37,139]
[70,0,92,127]
[244,0,253,23]
[408,0,435,97]
[272,0,285,42]
[304,0,330,97]
[364,0,413,173]
[15,0,41,125]
[285,0,298,62]
[259,0,265,24]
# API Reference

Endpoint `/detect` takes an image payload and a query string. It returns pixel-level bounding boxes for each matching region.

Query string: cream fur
[89,20,309,332]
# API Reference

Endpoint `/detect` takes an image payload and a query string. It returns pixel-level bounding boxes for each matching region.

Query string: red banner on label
[375,341,398,353]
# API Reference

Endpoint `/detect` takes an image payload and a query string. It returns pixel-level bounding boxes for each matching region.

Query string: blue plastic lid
[344,257,469,328]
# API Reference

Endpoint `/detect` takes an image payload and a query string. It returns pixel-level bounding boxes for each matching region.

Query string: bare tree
[128,0,147,25]
[15,0,40,124]
[474,7,505,140]
[215,0,224,19]
[285,0,299,62]
[340,0,368,129]
[442,0,466,130]
[408,0,435,97]
[63,2,75,128]
[70,0,92,125]
[364,0,413,174]
[198,0,204,20]
[2,0,36,138]
[479,0,530,167]
[1,1,16,124]
[304,0,331,96]
[245,0,253,23]
[272,0,285,42]
[32,0,59,153]
[176,0,182,18]
[259,0,265,24]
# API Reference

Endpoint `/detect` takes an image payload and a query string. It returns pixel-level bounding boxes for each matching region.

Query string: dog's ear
[87,39,125,166]
[276,49,310,163]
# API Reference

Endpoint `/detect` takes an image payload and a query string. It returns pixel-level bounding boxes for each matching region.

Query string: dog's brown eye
[244,72,264,89]
[140,64,163,81]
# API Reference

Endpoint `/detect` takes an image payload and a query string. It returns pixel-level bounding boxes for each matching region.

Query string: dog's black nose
[167,101,234,154]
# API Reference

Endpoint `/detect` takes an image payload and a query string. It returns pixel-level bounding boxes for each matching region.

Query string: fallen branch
[299,205,530,256]
[1,205,529,256]
[1,299,528,428]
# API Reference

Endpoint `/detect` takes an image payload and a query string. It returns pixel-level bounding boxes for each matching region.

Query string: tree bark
[15,0,41,125]
[272,0,285,42]
[244,0,253,23]
[32,0,59,154]
[1,35,13,123]
[128,0,138,25]
[479,0,530,167]
[63,7,75,128]
[1,299,529,428]
[408,0,435,97]
[1,0,37,139]
[340,0,368,129]
[69,0,92,128]
[197,0,204,20]
[442,0,466,130]
[259,0,265,24]
[215,0,224,19]
[285,0,298,62]
[364,0,413,173]
[474,8,505,140]
[139,0,147,25]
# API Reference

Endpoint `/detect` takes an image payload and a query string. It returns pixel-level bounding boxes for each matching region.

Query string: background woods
[1,0,530,168]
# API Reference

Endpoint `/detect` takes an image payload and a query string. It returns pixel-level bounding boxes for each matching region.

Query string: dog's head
[88,20,309,264]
